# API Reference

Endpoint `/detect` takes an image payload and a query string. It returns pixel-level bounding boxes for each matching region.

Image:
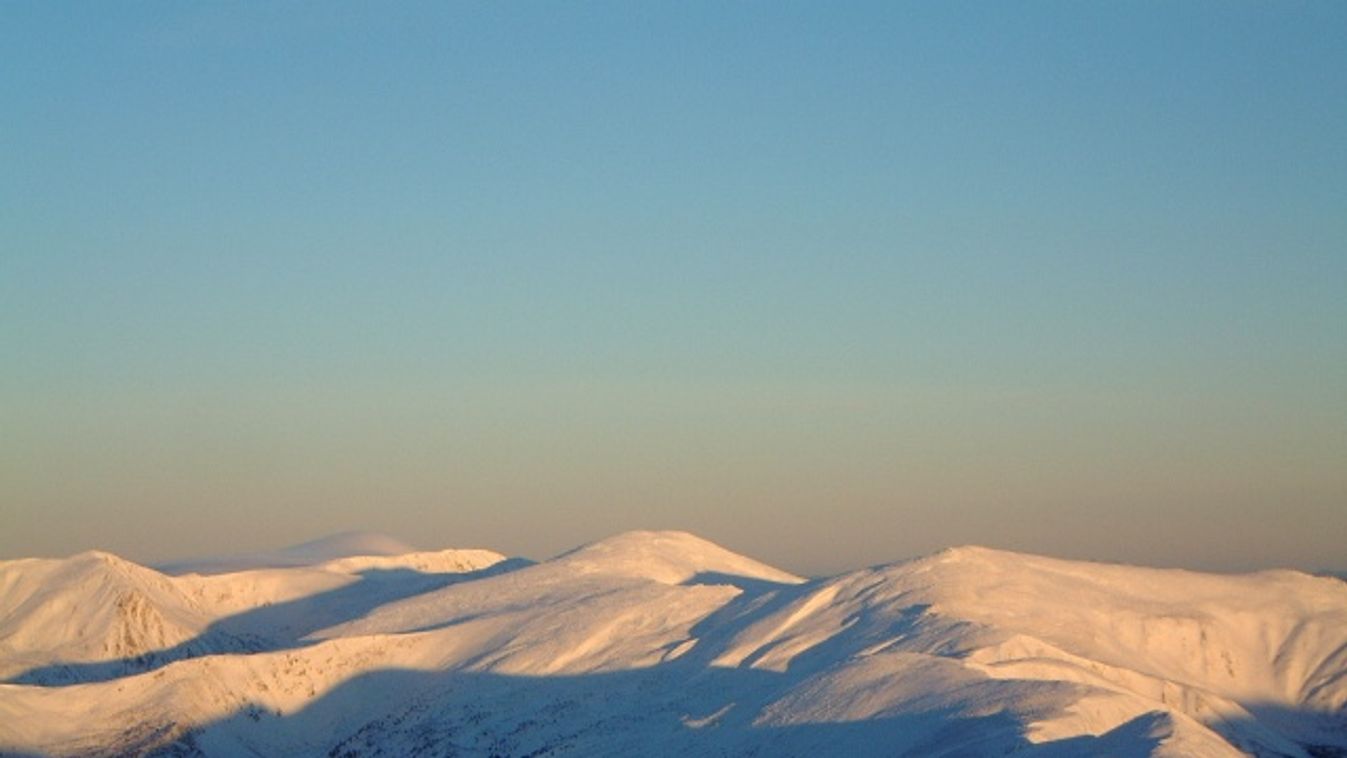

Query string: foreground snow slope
[0,531,1344,757]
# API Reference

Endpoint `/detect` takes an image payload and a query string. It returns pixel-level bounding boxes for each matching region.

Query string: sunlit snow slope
[1,531,1344,757]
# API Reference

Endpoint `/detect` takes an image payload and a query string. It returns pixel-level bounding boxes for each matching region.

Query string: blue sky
[3,2,1344,573]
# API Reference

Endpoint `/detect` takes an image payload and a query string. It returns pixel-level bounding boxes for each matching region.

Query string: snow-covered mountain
[1,531,1344,757]
[155,531,427,575]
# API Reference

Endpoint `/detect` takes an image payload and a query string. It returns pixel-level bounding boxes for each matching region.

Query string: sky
[2,2,1344,576]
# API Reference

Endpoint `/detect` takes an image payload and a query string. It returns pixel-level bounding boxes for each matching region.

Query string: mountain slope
[0,537,510,686]
[1,532,1344,757]
[709,545,1347,755]
[0,551,214,683]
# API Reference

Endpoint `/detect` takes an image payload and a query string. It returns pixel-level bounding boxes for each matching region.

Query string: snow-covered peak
[550,530,803,585]
[276,531,418,560]
[0,550,209,682]
[157,531,419,575]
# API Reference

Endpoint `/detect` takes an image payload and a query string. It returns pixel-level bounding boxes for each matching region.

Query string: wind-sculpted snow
[1,533,1345,757]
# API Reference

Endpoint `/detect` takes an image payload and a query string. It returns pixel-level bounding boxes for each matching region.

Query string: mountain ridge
[1,530,1345,757]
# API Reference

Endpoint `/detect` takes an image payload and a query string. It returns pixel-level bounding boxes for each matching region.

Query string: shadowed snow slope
[1,532,1345,757]
[0,538,509,686]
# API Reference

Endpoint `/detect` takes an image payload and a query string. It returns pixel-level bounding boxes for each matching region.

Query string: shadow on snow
[135,665,1187,758]
[5,559,533,687]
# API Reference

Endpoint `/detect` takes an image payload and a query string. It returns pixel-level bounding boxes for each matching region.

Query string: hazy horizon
[9,518,1346,581]
[4,3,1344,577]
[145,526,1347,579]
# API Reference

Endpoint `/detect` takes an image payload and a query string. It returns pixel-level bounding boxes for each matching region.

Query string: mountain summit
[550,530,804,585]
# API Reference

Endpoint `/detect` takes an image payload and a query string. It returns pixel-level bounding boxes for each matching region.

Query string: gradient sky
[3,2,1345,576]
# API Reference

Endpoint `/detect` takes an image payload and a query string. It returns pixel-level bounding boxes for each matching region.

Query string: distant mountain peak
[156,531,420,576]
[275,531,418,561]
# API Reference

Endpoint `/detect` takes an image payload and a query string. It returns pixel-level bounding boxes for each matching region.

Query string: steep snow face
[0,551,212,682]
[1,533,1345,758]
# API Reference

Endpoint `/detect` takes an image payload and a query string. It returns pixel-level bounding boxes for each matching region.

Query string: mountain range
[1,530,1345,757]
